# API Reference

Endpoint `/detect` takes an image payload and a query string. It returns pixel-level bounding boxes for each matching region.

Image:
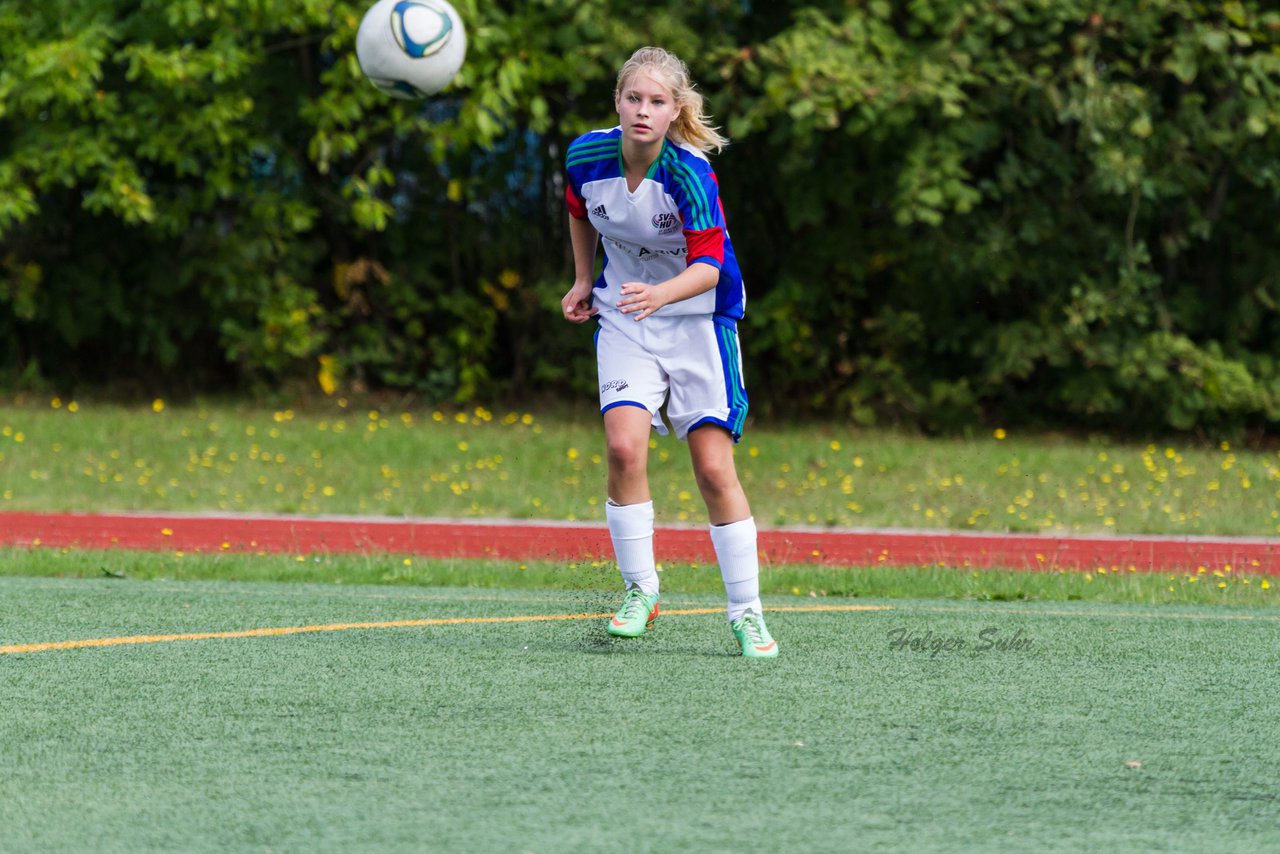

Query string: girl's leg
[604,405,658,596]
[688,425,762,621]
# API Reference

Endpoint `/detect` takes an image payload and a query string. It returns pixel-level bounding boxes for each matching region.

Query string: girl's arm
[561,215,601,323]
[617,261,718,321]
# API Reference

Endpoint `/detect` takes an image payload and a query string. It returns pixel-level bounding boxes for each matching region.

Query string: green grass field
[3,398,1280,535]
[3,576,1278,851]
[4,399,1279,850]
[4,547,1277,607]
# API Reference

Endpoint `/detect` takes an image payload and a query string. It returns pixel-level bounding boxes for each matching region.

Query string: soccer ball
[355,0,467,99]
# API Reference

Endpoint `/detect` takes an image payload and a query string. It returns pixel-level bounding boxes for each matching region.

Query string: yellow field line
[0,604,892,656]
[6,599,1272,656]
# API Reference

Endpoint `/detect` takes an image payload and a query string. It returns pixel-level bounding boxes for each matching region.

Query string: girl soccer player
[560,46,778,658]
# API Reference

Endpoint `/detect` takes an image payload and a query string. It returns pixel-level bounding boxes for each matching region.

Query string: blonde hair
[614,46,729,154]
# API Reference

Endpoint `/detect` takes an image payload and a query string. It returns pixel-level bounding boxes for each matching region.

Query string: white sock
[606,499,658,596]
[710,516,762,622]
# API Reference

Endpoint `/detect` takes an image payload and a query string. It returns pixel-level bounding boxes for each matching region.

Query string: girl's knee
[607,433,648,473]
[693,455,739,495]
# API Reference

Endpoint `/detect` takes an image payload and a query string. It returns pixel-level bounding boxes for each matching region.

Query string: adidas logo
[591,204,609,220]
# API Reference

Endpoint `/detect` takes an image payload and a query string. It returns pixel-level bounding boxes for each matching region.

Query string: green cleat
[731,610,779,658]
[607,585,660,638]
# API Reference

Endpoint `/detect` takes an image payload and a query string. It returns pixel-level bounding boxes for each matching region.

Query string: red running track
[1,511,1278,574]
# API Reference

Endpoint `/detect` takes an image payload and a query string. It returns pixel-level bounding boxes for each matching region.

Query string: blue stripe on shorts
[714,320,749,440]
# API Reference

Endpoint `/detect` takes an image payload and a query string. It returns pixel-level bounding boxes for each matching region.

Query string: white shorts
[595,310,748,441]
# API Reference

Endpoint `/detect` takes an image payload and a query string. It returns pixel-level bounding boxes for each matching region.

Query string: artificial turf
[2,576,1278,851]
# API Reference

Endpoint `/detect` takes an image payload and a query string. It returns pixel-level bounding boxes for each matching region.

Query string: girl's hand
[561,280,598,323]
[617,281,668,321]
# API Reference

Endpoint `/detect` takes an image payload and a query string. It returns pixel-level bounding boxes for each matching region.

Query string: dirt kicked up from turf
[1,511,1277,574]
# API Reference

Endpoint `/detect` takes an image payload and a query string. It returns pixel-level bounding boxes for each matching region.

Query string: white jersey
[564,127,745,322]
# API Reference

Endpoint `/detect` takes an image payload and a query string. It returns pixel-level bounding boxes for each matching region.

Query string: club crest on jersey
[651,212,679,234]
[591,204,609,221]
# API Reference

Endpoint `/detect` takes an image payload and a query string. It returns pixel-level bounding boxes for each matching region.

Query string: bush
[2,0,1279,433]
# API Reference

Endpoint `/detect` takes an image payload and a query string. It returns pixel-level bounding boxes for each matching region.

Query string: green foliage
[2,0,1280,432]
[719,0,1280,432]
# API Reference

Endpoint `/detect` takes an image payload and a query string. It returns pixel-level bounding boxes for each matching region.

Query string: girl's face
[616,71,679,148]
